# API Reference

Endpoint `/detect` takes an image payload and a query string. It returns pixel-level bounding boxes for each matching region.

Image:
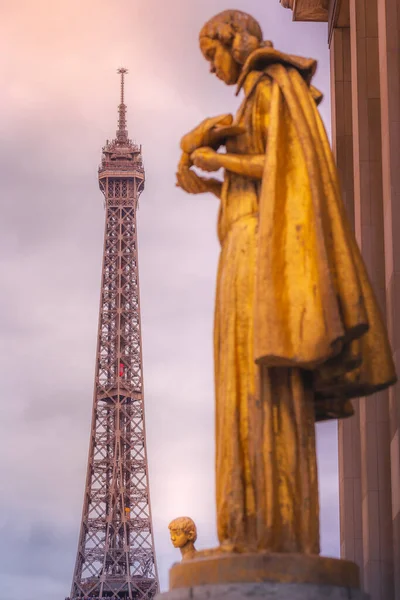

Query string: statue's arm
[191,148,265,181]
[213,153,265,180]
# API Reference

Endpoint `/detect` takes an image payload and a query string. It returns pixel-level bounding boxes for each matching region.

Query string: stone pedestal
[156,552,370,600]
[157,581,369,599]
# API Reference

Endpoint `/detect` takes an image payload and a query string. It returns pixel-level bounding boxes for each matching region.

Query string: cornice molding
[280,0,329,22]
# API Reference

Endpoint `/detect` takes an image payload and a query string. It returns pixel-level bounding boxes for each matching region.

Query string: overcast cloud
[0,1,336,598]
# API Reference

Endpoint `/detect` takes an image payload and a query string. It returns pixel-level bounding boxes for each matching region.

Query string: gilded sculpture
[176,10,396,556]
[169,517,198,562]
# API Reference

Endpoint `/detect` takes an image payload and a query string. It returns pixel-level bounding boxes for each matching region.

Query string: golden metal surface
[169,553,360,590]
[176,9,396,558]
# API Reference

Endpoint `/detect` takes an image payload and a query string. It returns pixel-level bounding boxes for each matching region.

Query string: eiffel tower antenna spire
[117,67,128,143]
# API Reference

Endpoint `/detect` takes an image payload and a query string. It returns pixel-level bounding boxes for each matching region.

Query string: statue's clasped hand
[176,114,241,196]
[190,147,222,172]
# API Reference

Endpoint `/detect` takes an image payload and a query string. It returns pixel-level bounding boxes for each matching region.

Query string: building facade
[280,2,400,599]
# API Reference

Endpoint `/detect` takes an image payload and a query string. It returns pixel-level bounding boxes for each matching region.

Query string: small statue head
[168,516,197,560]
[199,10,270,85]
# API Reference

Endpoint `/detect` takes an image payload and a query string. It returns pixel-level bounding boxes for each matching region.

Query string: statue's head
[168,516,197,549]
[199,10,264,85]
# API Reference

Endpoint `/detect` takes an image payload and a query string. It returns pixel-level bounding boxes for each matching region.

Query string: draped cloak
[237,47,397,421]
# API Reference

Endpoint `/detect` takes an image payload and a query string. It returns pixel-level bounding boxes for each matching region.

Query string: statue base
[157,581,368,599]
[157,552,369,600]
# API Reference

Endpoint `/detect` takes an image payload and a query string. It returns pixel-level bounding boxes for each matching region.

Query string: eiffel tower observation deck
[67,68,159,600]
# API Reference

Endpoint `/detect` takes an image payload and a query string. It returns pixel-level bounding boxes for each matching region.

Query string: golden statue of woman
[176,10,396,556]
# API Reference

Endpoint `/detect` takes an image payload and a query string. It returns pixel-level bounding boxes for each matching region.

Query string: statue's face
[200,37,240,85]
[169,527,190,548]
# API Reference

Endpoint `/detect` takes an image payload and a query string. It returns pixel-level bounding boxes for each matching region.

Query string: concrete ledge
[157,581,369,600]
[169,552,360,590]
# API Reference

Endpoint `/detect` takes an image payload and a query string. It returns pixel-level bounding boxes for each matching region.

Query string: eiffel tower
[67,68,159,600]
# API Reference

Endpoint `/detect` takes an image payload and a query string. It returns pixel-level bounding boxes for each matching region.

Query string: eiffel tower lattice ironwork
[67,68,159,600]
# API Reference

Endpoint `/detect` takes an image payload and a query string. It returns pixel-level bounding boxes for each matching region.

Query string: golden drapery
[251,58,396,412]
[214,48,396,554]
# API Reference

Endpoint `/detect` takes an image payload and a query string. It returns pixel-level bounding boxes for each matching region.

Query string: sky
[0,1,337,598]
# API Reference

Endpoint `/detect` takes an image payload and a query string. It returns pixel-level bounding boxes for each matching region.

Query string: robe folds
[236,48,396,421]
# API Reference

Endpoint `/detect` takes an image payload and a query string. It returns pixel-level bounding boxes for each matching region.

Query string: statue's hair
[199,11,273,66]
[199,10,263,45]
[168,516,197,542]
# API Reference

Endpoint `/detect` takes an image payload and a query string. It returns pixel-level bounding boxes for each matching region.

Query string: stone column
[330,27,354,228]
[349,0,395,598]
[330,24,364,585]
[377,0,400,597]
